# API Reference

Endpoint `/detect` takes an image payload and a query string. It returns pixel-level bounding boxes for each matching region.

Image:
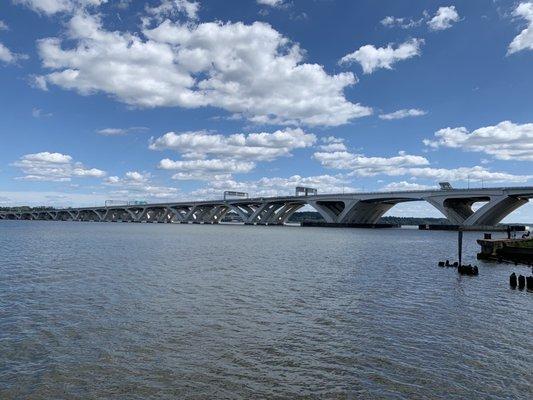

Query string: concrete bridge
[1,187,532,227]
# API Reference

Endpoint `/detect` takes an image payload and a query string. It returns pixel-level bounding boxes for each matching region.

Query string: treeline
[287,211,448,225]
[0,206,53,211]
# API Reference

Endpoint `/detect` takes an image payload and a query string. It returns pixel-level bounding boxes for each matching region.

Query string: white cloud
[403,166,531,183]
[423,121,533,161]
[314,146,530,183]
[14,0,107,15]
[105,171,149,185]
[109,185,179,200]
[0,20,8,30]
[104,170,179,200]
[381,181,437,191]
[508,2,533,54]
[159,158,255,180]
[35,14,371,127]
[12,151,105,181]
[145,0,199,21]
[149,128,316,161]
[339,38,424,74]
[428,6,460,31]
[318,136,347,152]
[22,152,72,163]
[190,174,356,199]
[380,16,423,29]
[0,190,111,208]
[32,107,53,118]
[96,126,148,136]
[257,0,285,8]
[0,42,27,64]
[314,150,430,176]
[379,108,427,120]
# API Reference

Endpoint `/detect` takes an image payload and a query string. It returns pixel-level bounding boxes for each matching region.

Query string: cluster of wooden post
[509,273,533,290]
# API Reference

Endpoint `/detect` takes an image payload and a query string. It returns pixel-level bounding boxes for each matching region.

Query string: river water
[0,221,532,399]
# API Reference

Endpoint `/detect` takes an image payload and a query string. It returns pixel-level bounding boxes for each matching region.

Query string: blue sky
[0,0,532,221]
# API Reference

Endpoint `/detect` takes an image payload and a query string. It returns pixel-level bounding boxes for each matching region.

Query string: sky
[0,0,532,221]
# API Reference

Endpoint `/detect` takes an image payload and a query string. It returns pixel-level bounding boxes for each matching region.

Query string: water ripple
[0,221,532,399]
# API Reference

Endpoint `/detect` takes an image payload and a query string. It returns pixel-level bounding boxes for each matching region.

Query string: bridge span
[1,187,532,227]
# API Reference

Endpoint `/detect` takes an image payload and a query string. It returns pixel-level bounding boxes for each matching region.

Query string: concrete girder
[56,210,77,221]
[306,200,347,223]
[183,205,200,223]
[338,200,398,224]
[426,197,475,225]
[142,207,165,223]
[227,204,254,222]
[258,204,277,224]
[104,208,131,222]
[253,203,282,224]
[192,206,217,223]
[164,207,184,223]
[79,209,102,221]
[268,203,304,224]
[155,208,171,223]
[19,212,32,220]
[92,209,106,221]
[211,205,230,223]
[196,205,224,223]
[121,208,140,222]
[464,196,529,226]
[176,207,192,222]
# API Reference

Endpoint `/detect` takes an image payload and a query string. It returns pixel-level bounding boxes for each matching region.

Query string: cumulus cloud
[508,2,533,54]
[191,174,356,199]
[314,150,430,176]
[159,158,255,180]
[104,170,179,200]
[380,181,437,191]
[105,170,150,184]
[427,6,460,31]
[35,13,371,126]
[14,0,107,15]
[0,20,8,30]
[379,108,427,120]
[149,128,316,161]
[0,42,27,64]
[339,38,424,74]
[403,166,530,183]
[257,0,285,8]
[314,145,530,183]
[423,120,533,161]
[12,151,106,181]
[150,128,315,180]
[145,0,199,21]
[318,136,347,152]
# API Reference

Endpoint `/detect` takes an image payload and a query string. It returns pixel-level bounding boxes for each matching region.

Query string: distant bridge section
[1,187,532,227]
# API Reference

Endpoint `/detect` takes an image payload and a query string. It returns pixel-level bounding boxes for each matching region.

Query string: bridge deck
[1,187,532,227]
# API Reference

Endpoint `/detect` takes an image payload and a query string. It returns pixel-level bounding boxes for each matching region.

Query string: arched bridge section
[1,187,532,227]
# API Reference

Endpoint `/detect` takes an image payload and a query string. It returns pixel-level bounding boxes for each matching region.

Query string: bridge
[1,186,532,227]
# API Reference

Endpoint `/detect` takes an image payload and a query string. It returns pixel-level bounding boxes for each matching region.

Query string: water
[1,221,532,399]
